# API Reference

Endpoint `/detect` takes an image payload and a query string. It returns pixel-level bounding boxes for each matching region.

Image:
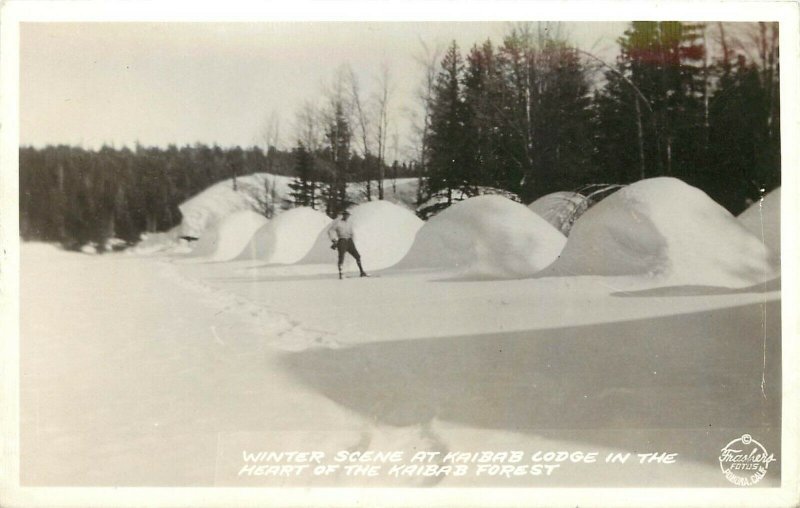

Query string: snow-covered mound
[738,187,780,257]
[298,201,423,271]
[187,210,268,261]
[396,195,566,278]
[178,174,419,239]
[235,207,332,263]
[547,177,776,287]
[178,173,294,238]
[528,191,590,236]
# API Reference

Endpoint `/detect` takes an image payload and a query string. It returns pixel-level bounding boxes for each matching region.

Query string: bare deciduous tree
[373,61,394,200]
[294,100,322,153]
[390,127,400,193]
[346,66,375,200]
[319,66,354,216]
[410,38,443,204]
[254,110,281,217]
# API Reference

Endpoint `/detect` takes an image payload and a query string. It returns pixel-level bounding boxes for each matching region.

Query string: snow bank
[178,173,294,238]
[528,192,590,236]
[236,207,332,264]
[299,201,423,271]
[104,238,129,252]
[738,187,780,257]
[132,225,184,255]
[187,210,268,261]
[396,195,566,278]
[547,177,776,287]
[79,243,98,255]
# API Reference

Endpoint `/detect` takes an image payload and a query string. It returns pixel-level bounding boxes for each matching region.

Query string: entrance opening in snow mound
[298,201,423,271]
[528,184,623,236]
[738,187,780,259]
[236,207,332,264]
[528,192,590,236]
[186,210,268,261]
[546,177,776,287]
[395,195,566,278]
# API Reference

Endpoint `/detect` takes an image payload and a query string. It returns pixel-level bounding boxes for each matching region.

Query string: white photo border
[1,1,798,507]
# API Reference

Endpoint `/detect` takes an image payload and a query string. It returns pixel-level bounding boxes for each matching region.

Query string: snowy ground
[20,243,781,488]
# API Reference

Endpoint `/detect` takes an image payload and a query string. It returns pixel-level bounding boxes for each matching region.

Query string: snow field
[738,187,780,259]
[19,171,785,490]
[236,207,332,264]
[395,195,566,278]
[528,191,590,236]
[546,177,776,287]
[299,200,423,271]
[20,238,781,487]
[185,210,268,261]
[159,258,343,351]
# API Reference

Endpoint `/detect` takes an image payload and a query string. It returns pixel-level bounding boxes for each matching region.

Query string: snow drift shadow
[205,272,339,284]
[426,272,522,282]
[611,277,781,297]
[279,301,780,471]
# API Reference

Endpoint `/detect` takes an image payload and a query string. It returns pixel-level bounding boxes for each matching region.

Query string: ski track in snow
[20,244,781,488]
[157,258,344,352]
[21,244,460,487]
[20,180,783,488]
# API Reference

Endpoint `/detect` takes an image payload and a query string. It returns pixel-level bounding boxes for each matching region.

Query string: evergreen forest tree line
[20,21,780,250]
[19,143,413,249]
[421,21,780,215]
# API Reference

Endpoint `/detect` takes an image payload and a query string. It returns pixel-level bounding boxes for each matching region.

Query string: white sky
[20,22,627,155]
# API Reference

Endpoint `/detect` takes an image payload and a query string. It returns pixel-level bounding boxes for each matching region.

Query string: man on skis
[327,209,368,279]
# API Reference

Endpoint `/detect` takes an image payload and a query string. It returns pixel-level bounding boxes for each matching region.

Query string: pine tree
[463,40,507,191]
[592,22,708,188]
[321,101,353,217]
[530,39,595,197]
[424,41,471,213]
[622,22,706,182]
[706,54,777,213]
[592,69,644,184]
[493,25,596,201]
[287,141,318,209]
[496,28,535,196]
